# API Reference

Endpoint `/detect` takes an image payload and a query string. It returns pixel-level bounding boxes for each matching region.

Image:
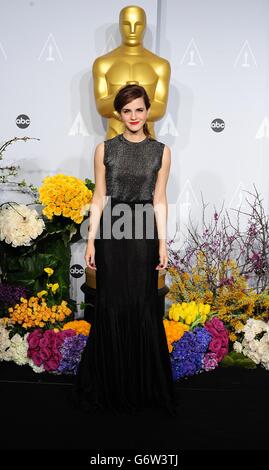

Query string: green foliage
[0,232,74,312]
[84,178,95,192]
[220,351,257,369]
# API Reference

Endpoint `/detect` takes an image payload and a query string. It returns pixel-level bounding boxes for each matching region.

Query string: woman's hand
[85,241,97,270]
[156,242,168,270]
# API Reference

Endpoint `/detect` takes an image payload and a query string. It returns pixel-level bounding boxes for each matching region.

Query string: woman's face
[120,97,149,133]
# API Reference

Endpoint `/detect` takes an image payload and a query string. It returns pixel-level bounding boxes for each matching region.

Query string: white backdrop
[1,0,268,309]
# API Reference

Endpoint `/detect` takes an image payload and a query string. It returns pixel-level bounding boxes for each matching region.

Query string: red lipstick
[130,121,139,125]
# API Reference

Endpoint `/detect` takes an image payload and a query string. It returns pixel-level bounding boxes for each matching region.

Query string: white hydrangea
[0,322,10,360]
[28,358,45,373]
[0,203,45,247]
[0,326,44,372]
[233,341,242,353]
[0,331,29,365]
[233,318,269,369]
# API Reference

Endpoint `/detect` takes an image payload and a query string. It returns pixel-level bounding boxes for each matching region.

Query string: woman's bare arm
[87,142,107,244]
[153,145,171,244]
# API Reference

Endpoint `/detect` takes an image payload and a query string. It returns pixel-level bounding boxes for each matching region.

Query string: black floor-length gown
[74,133,176,416]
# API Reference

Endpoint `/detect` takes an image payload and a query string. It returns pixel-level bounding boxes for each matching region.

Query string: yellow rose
[37,290,48,298]
[44,267,54,277]
[51,283,59,293]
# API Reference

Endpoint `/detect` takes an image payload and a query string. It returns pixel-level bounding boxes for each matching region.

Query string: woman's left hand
[156,243,168,270]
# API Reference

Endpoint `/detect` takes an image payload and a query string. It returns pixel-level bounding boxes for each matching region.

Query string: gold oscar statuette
[92,5,171,139]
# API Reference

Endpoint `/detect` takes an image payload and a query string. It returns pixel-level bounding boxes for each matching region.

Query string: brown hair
[113,84,153,139]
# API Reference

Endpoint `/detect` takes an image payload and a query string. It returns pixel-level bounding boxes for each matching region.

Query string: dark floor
[1,363,268,457]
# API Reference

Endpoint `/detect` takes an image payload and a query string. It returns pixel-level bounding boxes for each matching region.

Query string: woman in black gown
[74,84,176,416]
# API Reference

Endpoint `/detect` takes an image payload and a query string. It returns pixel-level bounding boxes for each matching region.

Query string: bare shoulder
[163,144,171,155]
[162,144,171,163]
[94,142,105,165]
[95,142,105,155]
[95,141,104,151]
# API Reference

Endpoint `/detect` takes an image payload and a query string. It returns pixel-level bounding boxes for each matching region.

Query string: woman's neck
[122,129,147,142]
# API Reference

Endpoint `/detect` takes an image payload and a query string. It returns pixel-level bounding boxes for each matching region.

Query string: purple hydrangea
[57,334,88,374]
[0,283,29,310]
[171,327,212,381]
[203,352,219,371]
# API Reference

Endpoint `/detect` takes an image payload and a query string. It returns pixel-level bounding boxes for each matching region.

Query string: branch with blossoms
[0,137,39,199]
[167,184,269,295]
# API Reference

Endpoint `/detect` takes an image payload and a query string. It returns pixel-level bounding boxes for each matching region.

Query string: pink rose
[51,345,61,357]
[53,352,61,364]
[40,347,51,362]
[222,334,229,348]
[27,330,43,349]
[44,329,54,338]
[209,338,222,353]
[210,317,226,332]
[43,329,55,347]
[39,336,50,348]
[50,336,59,349]
[205,324,219,337]
[28,336,40,350]
[31,329,43,338]
[216,346,228,362]
[62,329,76,338]
[30,351,43,367]
[44,359,58,371]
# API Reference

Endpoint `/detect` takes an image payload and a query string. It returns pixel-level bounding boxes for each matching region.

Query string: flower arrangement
[163,319,189,353]
[1,266,77,336]
[0,283,29,314]
[27,328,76,372]
[63,320,91,336]
[170,326,212,380]
[58,334,88,374]
[4,296,72,335]
[163,314,229,379]
[2,171,269,381]
[167,300,212,328]
[0,203,45,247]
[233,318,269,369]
[167,187,269,343]
[38,174,92,224]
[0,321,29,365]
[203,317,229,369]
[0,316,91,374]
[0,136,39,194]
[0,263,92,375]
[0,143,95,308]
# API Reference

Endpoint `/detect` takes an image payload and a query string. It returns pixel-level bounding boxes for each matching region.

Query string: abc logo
[70,264,84,278]
[16,114,30,129]
[211,118,225,133]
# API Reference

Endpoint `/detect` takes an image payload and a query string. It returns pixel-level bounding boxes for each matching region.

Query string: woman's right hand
[85,241,97,270]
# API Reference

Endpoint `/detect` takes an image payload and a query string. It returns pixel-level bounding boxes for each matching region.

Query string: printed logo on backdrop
[0,42,7,61]
[211,118,225,133]
[174,180,199,242]
[69,112,90,136]
[70,264,84,278]
[158,113,179,137]
[16,114,30,129]
[180,39,204,67]
[38,33,63,62]
[255,116,269,139]
[234,40,257,68]
[229,182,247,211]
[102,34,117,55]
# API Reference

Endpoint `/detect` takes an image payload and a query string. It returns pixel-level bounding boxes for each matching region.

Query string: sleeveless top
[103,133,165,202]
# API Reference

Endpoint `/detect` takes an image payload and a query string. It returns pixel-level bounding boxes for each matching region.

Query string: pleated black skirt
[74,197,176,416]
